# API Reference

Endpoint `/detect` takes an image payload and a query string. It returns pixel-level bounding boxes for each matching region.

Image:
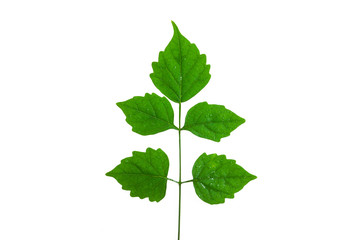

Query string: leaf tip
[105,170,113,177]
[250,174,257,181]
[116,101,125,111]
[171,20,180,34]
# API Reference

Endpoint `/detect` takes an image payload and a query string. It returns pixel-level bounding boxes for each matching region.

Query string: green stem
[181,179,193,184]
[167,178,179,184]
[178,102,182,240]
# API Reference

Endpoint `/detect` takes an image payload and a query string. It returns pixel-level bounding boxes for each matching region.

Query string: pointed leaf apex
[183,102,246,142]
[171,21,179,33]
[116,93,176,135]
[151,22,210,102]
[192,153,257,204]
[106,148,170,202]
[249,174,257,181]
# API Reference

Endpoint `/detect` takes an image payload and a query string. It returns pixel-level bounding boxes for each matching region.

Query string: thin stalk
[177,102,182,240]
[181,179,193,184]
[167,178,179,184]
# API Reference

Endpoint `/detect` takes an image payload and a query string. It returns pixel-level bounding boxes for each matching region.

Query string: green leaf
[150,21,211,103]
[116,93,177,135]
[182,102,246,142]
[106,148,170,202]
[192,153,256,204]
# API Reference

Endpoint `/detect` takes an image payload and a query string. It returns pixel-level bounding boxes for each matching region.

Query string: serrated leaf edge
[150,22,211,103]
[106,148,170,202]
[192,153,257,204]
[182,102,246,142]
[116,93,178,135]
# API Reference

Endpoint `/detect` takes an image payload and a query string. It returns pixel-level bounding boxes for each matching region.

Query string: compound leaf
[192,153,256,204]
[150,21,211,103]
[106,148,170,202]
[117,93,177,135]
[182,102,245,142]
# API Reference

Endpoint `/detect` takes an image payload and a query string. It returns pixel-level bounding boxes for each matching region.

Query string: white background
[1,1,359,239]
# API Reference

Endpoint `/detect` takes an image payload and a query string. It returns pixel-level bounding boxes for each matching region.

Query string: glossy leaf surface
[192,153,256,204]
[117,93,176,135]
[183,102,245,142]
[150,21,211,103]
[106,148,170,202]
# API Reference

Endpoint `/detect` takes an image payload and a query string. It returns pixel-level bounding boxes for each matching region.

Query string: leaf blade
[150,21,211,103]
[106,148,170,202]
[183,102,245,142]
[117,93,177,135]
[192,153,256,204]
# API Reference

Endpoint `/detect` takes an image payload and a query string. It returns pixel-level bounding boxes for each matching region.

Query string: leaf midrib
[120,172,168,180]
[177,28,183,101]
[183,119,242,129]
[122,104,177,129]
[194,176,244,181]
